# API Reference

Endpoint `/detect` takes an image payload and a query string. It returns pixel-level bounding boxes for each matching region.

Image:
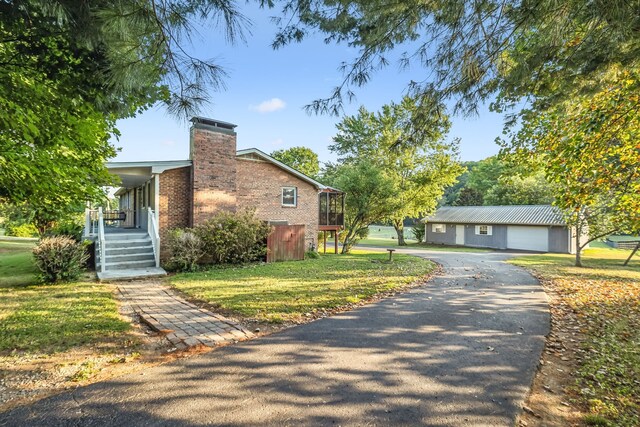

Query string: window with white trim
[281,187,297,207]
[475,225,493,235]
[432,223,446,233]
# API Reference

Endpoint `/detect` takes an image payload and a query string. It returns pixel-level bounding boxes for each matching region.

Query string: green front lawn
[0,240,38,287]
[0,240,131,355]
[170,250,435,323]
[510,247,640,426]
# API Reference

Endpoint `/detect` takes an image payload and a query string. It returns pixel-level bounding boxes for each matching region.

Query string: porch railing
[84,208,100,238]
[147,207,160,268]
[97,207,106,274]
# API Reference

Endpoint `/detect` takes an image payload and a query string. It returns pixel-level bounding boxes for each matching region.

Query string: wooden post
[335,230,339,254]
[387,248,396,261]
[323,231,327,254]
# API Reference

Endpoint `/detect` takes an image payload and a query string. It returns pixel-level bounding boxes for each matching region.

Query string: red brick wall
[236,157,319,249]
[158,167,191,260]
[190,124,237,226]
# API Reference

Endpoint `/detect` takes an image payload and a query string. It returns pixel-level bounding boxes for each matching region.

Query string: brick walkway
[116,281,255,350]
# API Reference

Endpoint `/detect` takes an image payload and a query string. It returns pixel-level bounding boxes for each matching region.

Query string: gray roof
[424,205,567,226]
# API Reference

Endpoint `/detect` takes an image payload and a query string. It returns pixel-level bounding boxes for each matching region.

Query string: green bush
[305,250,320,259]
[195,209,271,265]
[6,222,38,237]
[32,236,89,283]
[47,216,84,241]
[166,229,205,272]
[411,223,425,242]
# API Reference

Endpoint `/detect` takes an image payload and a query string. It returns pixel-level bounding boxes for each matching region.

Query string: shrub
[166,229,205,272]
[6,222,38,237]
[47,216,84,241]
[411,223,425,242]
[305,250,320,259]
[195,209,271,265]
[32,236,89,283]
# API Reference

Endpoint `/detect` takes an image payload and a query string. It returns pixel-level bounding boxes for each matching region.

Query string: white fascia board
[106,160,191,173]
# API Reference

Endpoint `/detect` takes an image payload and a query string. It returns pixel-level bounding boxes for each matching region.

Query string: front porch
[83,161,191,280]
[84,207,164,281]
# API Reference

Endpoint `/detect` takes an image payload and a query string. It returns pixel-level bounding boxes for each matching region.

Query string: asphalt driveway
[0,249,549,426]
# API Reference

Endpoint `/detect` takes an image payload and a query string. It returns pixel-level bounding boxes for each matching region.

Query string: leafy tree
[269,0,637,118]
[440,161,478,205]
[455,156,554,206]
[331,97,463,245]
[2,1,247,118]
[271,147,320,178]
[0,58,117,233]
[483,173,554,206]
[454,187,483,206]
[1,1,247,232]
[465,157,510,196]
[504,67,639,266]
[322,161,394,253]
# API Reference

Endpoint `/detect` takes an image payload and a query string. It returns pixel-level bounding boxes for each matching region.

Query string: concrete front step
[97,267,167,281]
[101,253,155,263]
[99,259,156,271]
[96,232,159,275]
[104,232,150,241]
[102,239,153,249]
[102,245,154,256]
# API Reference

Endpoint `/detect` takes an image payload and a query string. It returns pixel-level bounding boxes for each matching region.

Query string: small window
[475,225,493,235]
[432,223,446,233]
[282,187,297,207]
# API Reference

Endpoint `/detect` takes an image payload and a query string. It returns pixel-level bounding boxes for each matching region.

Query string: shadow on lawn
[0,252,549,426]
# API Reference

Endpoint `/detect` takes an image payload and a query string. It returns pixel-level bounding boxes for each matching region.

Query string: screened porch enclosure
[318,191,344,228]
[318,190,344,254]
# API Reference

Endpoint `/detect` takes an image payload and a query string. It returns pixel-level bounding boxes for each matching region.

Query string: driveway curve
[0,249,549,426]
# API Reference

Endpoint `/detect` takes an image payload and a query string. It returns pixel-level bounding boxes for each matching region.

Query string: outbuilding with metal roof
[423,205,577,253]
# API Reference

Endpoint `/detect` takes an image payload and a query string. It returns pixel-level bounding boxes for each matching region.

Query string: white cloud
[271,138,284,147]
[250,98,286,113]
[161,140,176,146]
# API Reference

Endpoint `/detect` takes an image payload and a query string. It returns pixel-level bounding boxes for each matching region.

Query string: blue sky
[112,3,505,165]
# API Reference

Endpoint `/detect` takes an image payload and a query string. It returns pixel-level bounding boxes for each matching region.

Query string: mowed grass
[0,240,131,355]
[358,225,417,246]
[510,247,640,426]
[0,240,38,287]
[170,250,435,323]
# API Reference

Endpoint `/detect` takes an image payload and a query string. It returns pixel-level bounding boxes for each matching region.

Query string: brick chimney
[189,117,238,226]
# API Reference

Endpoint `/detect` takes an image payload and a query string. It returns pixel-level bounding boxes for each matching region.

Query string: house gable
[236,157,319,248]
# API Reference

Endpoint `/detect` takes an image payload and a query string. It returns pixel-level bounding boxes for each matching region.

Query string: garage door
[507,226,549,252]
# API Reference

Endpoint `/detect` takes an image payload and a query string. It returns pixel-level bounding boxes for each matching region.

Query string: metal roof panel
[424,205,567,226]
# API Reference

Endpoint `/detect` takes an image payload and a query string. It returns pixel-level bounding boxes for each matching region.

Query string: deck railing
[147,207,160,268]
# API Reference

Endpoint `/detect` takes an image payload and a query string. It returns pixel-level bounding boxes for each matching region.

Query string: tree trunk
[574,230,583,267]
[341,231,354,254]
[623,241,640,266]
[393,221,406,246]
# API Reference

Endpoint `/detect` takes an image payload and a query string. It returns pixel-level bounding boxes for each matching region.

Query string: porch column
[154,173,161,260]
[154,174,160,216]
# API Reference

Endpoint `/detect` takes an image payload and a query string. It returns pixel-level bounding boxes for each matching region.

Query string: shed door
[455,225,465,245]
[507,226,548,252]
